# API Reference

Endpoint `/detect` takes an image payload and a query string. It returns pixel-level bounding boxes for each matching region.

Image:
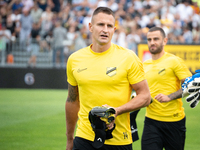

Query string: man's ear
[163,37,168,46]
[114,26,116,32]
[89,23,93,32]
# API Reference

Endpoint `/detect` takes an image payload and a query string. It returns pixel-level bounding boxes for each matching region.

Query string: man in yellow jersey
[142,27,192,150]
[65,7,151,150]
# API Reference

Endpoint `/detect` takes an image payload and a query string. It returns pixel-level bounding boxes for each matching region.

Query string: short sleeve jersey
[143,52,192,122]
[67,43,145,145]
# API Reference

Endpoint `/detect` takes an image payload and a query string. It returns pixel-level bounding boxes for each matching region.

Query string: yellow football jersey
[143,52,192,122]
[67,43,145,145]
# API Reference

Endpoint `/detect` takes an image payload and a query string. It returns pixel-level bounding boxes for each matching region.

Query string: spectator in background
[30,3,43,24]
[82,9,92,30]
[140,11,150,28]
[191,10,200,30]
[0,7,8,26]
[6,14,16,38]
[122,14,136,32]
[126,5,141,19]
[74,7,85,25]
[160,8,174,34]
[5,15,16,56]
[172,13,184,37]
[40,6,54,39]
[126,29,141,53]
[167,32,180,44]
[61,4,71,27]
[22,0,34,10]
[10,9,21,38]
[182,25,193,43]
[73,24,87,51]
[142,0,158,14]
[107,0,119,12]
[0,24,12,63]
[176,0,193,22]
[132,0,143,14]
[63,25,77,52]
[87,0,98,11]
[112,26,127,48]
[137,24,148,41]
[192,26,200,43]
[0,32,6,64]
[51,12,59,27]
[0,0,8,7]
[19,7,33,51]
[40,13,53,39]
[63,24,87,59]
[71,0,87,11]
[146,16,156,29]
[47,0,61,13]
[160,0,176,16]
[10,8,21,24]
[41,6,53,23]
[8,0,23,12]
[191,1,200,14]
[36,0,48,11]
[28,22,41,68]
[52,20,67,68]
[0,24,12,47]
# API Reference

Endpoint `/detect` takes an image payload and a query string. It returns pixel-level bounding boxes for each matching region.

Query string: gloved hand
[90,106,116,124]
[88,106,116,149]
[182,70,200,108]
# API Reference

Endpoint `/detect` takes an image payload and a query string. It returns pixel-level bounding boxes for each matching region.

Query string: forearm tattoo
[168,89,182,100]
[67,84,79,102]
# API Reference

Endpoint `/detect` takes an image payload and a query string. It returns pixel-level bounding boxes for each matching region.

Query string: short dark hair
[92,7,115,20]
[148,27,166,38]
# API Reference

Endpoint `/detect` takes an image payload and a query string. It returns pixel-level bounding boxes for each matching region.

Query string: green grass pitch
[0,89,200,150]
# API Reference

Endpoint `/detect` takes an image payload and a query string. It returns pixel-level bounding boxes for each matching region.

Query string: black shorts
[73,137,132,150]
[142,117,186,150]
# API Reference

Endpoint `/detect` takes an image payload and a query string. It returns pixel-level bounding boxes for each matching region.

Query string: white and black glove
[182,70,200,108]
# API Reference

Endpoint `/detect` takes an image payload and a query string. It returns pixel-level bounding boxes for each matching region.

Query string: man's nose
[102,25,108,32]
[149,40,155,45]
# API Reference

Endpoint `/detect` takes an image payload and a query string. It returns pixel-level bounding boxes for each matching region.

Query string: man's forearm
[65,84,79,149]
[65,99,79,140]
[115,93,151,116]
[168,89,182,100]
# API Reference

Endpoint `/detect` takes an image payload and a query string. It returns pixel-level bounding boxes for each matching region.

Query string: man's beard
[149,44,163,54]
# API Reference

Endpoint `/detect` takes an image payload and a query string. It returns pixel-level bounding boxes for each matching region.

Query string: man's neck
[91,42,111,53]
[152,50,165,60]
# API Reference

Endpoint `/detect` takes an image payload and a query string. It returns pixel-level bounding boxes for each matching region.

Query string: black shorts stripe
[73,137,132,150]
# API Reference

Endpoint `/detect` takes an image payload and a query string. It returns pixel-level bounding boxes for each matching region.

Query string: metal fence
[1,37,199,69]
[0,38,59,68]
[0,36,90,68]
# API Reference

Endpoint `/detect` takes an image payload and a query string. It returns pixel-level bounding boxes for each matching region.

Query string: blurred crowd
[0,0,200,66]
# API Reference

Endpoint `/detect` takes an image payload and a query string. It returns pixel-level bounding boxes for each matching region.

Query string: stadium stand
[0,0,200,68]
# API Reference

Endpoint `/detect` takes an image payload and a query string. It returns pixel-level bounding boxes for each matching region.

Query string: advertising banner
[0,68,68,89]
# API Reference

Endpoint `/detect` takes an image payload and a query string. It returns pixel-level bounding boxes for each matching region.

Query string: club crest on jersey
[106,67,117,77]
[158,68,166,76]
